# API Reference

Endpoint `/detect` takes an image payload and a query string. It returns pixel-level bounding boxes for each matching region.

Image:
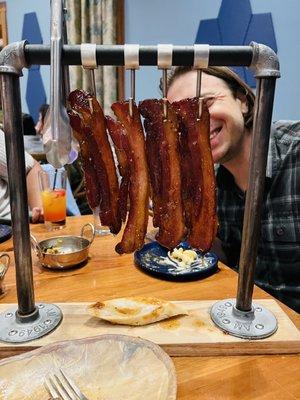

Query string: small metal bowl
[31,223,94,270]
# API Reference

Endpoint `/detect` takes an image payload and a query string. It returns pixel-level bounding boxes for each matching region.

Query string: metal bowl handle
[0,253,10,279]
[30,234,43,259]
[80,223,95,244]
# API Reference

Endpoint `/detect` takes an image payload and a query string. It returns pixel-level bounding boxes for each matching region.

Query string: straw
[52,169,58,190]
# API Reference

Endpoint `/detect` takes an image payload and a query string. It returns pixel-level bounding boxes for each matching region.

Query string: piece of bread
[88,296,187,326]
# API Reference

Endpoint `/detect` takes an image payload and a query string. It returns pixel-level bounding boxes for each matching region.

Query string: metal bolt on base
[210,299,278,339]
[0,303,62,343]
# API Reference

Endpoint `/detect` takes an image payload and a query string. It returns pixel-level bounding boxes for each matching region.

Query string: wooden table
[0,215,299,399]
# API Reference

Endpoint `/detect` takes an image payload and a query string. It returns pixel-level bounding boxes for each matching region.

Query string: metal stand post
[0,42,62,343]
[210,43,280,339]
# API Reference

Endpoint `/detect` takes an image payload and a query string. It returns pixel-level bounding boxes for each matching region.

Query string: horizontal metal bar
[24,44,253,67]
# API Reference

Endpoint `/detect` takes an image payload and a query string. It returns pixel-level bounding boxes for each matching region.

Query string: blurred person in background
[0,130,43,222]
[35,104,49,135]
[22,113,37,135]
[166,66,300,313]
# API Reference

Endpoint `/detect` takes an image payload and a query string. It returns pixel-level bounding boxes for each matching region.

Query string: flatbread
[88,296,187,326]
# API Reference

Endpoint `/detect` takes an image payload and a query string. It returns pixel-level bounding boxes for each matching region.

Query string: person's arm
[26,160,44,223]
[210,236,228,265]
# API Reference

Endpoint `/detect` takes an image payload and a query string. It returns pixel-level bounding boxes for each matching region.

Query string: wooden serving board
[0,300,299,359]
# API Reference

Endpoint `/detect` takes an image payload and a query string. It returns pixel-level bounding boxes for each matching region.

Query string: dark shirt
[216,121,300,313]
[65,158,92,215]
[22,113,36,135]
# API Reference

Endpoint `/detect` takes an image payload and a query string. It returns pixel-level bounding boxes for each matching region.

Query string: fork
[44,368,89,400]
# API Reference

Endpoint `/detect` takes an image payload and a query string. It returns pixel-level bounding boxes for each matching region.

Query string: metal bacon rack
[0,24,280,342]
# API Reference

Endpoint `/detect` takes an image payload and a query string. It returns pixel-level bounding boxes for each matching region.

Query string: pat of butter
[169,247,197,267]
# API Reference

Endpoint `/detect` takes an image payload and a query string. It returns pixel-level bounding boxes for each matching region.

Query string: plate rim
[134,241,218,281]
[0,333,177,400]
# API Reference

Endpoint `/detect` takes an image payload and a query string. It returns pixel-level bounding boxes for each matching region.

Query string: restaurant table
[0,215,299,399]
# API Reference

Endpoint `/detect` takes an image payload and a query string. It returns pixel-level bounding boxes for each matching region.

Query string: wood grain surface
[0,300,299,359]
[0,215,299,400]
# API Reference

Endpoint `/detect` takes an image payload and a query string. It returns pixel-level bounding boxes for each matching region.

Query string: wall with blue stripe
[125,0,300,121]
[6,0,50,122]
[5,0,300,121]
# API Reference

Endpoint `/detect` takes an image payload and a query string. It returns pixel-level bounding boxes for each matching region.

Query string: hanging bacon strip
[68,89,121,234]
[67,111,100,209]
[111,101,150,254]
[106,116,130,223]
[139,99,186,249]
[173,98,217,253]
[178,121,194,230]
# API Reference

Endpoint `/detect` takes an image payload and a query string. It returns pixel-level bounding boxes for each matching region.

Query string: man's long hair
[164,66,255,129]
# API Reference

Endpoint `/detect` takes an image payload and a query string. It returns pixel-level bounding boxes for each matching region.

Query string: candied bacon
[68,89,121,234]
[178,121,194,230]
[68,111,100,209]
[139,99,186,249]
[111,100,150,254]
[144,116,162,228]
[173,99,217,253]
[68,89,217,255]
[106,116,130,223]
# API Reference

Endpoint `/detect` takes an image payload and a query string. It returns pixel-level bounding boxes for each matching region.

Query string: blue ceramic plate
[134,241,218,281]
[0,224,12,243]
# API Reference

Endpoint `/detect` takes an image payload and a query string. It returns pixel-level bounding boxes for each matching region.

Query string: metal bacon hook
[193,44,209,119]
[161,69,168,119]
[196,70,203,118]
[129,69,135,117]
[124,44,140,117]
[81,43,98,97]
[157,44,173,119]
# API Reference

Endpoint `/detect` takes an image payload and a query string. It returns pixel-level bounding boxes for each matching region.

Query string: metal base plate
[210,299,278,339]
[0,303,63,343]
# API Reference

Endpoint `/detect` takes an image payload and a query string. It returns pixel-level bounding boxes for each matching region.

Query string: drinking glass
[38,169,67,231]
[93,206,111,236]
[0,253,10,298]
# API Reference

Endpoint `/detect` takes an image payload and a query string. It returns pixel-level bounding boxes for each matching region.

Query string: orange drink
[41,188,66,227]
[39,169,67,230]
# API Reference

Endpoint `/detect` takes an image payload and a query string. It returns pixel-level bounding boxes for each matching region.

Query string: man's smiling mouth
[210,126,222,140]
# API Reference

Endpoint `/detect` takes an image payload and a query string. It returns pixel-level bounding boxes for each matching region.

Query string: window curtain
[66,0,119,115]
